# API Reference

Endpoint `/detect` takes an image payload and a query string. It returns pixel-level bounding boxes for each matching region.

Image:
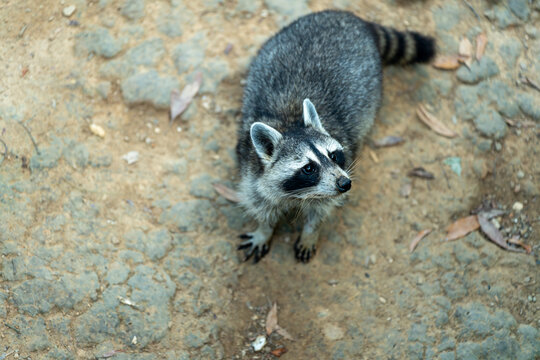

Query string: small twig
[4,322,21,334]
[462,0,480,19]
[0,350,15,360]
[439,162,451,190]
[0,139,7,167]
[16,120,40,155]
[521,76,540,93]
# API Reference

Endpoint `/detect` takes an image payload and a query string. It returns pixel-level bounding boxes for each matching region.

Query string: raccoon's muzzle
[336,176,352,193]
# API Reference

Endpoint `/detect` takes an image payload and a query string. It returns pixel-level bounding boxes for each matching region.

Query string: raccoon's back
[240,10,383,152]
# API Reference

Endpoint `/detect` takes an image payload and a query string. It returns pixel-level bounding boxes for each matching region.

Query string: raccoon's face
[250,99,351,200]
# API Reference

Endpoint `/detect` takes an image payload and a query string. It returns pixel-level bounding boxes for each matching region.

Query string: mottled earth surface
[0,0,539,359]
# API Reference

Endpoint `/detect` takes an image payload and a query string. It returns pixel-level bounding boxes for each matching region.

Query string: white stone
[122,151,139,165]
[251,335,266,351]
[62,5,76,17]
[512,202,524,212]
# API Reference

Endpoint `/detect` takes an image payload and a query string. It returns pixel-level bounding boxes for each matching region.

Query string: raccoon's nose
[336,176,351,193]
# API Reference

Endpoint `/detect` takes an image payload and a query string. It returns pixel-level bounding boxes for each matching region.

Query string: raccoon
[236,10,435,263]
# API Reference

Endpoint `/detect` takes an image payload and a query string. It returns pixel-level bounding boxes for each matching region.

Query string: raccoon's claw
[294,237,317,263]
[238,236,270,263]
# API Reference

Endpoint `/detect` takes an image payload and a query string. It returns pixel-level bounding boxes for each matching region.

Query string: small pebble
[491,218,501,229]
[495,142,502,151]
[131,335,137,345]
[122,151,139,165]
[379,297,387,304]
[512,202,524,212]
[252,335,266,352]
[62,5,76,17]
[90,123,105,138]
[154,127,161,134]
[517,170,525,179]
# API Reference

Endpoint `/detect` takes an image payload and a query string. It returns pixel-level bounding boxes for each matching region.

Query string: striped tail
[369,23,436,65]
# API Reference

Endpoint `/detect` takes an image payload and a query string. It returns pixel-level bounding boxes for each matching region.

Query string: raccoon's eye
[302,163,315,175]
[329,152,337,162]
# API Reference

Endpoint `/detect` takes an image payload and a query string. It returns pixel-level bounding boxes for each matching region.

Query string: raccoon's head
[250,99,351,201]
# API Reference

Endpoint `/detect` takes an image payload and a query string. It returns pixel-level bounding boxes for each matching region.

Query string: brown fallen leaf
[477,209,506,219]
[213,183,240,203]
[508,236,532,254]
[101,350,125,358]
[446,215,479,241]
[373,136,404,147]
[275,325,294,341]
[416,105,458,138]
[432,55,462,70]
[477,213,521,252]
[266,303,278,336]
[476,33,487,61]
[170,72,203,124]
[410,229,432,253]
[459,37,473,67]
[408,167,435,179]
[270,348,288,357]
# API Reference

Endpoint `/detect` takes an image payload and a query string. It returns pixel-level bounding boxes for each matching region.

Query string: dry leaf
[373,136,404,147]
[266,303,278,336]
[408,167,435,179]
[477,213,517,251]
[275,325,294,341]
[446,215,479,241]
[459,37,473,67]
[213,183,240,203]
[476,33,487,60]
[432,55,462,70]
[101,350,125,358]
[508,236,532,254]
[270,348,288,357]
[410,229,432,253]
[416,105,458,138]
[170,72,203,123]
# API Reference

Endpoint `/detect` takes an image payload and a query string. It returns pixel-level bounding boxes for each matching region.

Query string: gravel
[473,109,508,139]
[517,93,540,121]
[456,57,499,84]
[121,0,145,20]
[508,0,530,21]
[159,199,217,231]
[432,1,463,31]
[499,38,522,68]
[484,5,520,29]
[172,33,207,74]
[74,27,123,58]
[121,70,180,109]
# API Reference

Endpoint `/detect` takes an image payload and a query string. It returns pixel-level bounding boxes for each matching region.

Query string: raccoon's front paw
[238,234,271,263]
[294,236,317,263]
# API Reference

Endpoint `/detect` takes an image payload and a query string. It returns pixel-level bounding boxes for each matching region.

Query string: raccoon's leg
[295,211,326,263]
[238,221,274,263]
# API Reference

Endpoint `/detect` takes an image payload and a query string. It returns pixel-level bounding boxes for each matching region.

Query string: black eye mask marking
[329,149,345,169]
[282,160,321,193]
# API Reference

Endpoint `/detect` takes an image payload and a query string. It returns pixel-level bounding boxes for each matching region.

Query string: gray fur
[235,10,435,263]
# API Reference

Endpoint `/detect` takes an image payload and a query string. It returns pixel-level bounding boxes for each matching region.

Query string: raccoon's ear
[303,98,328,135]
[250,122,283,162]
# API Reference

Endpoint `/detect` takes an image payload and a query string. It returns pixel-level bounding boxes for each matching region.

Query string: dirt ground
[0,0,538,359]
